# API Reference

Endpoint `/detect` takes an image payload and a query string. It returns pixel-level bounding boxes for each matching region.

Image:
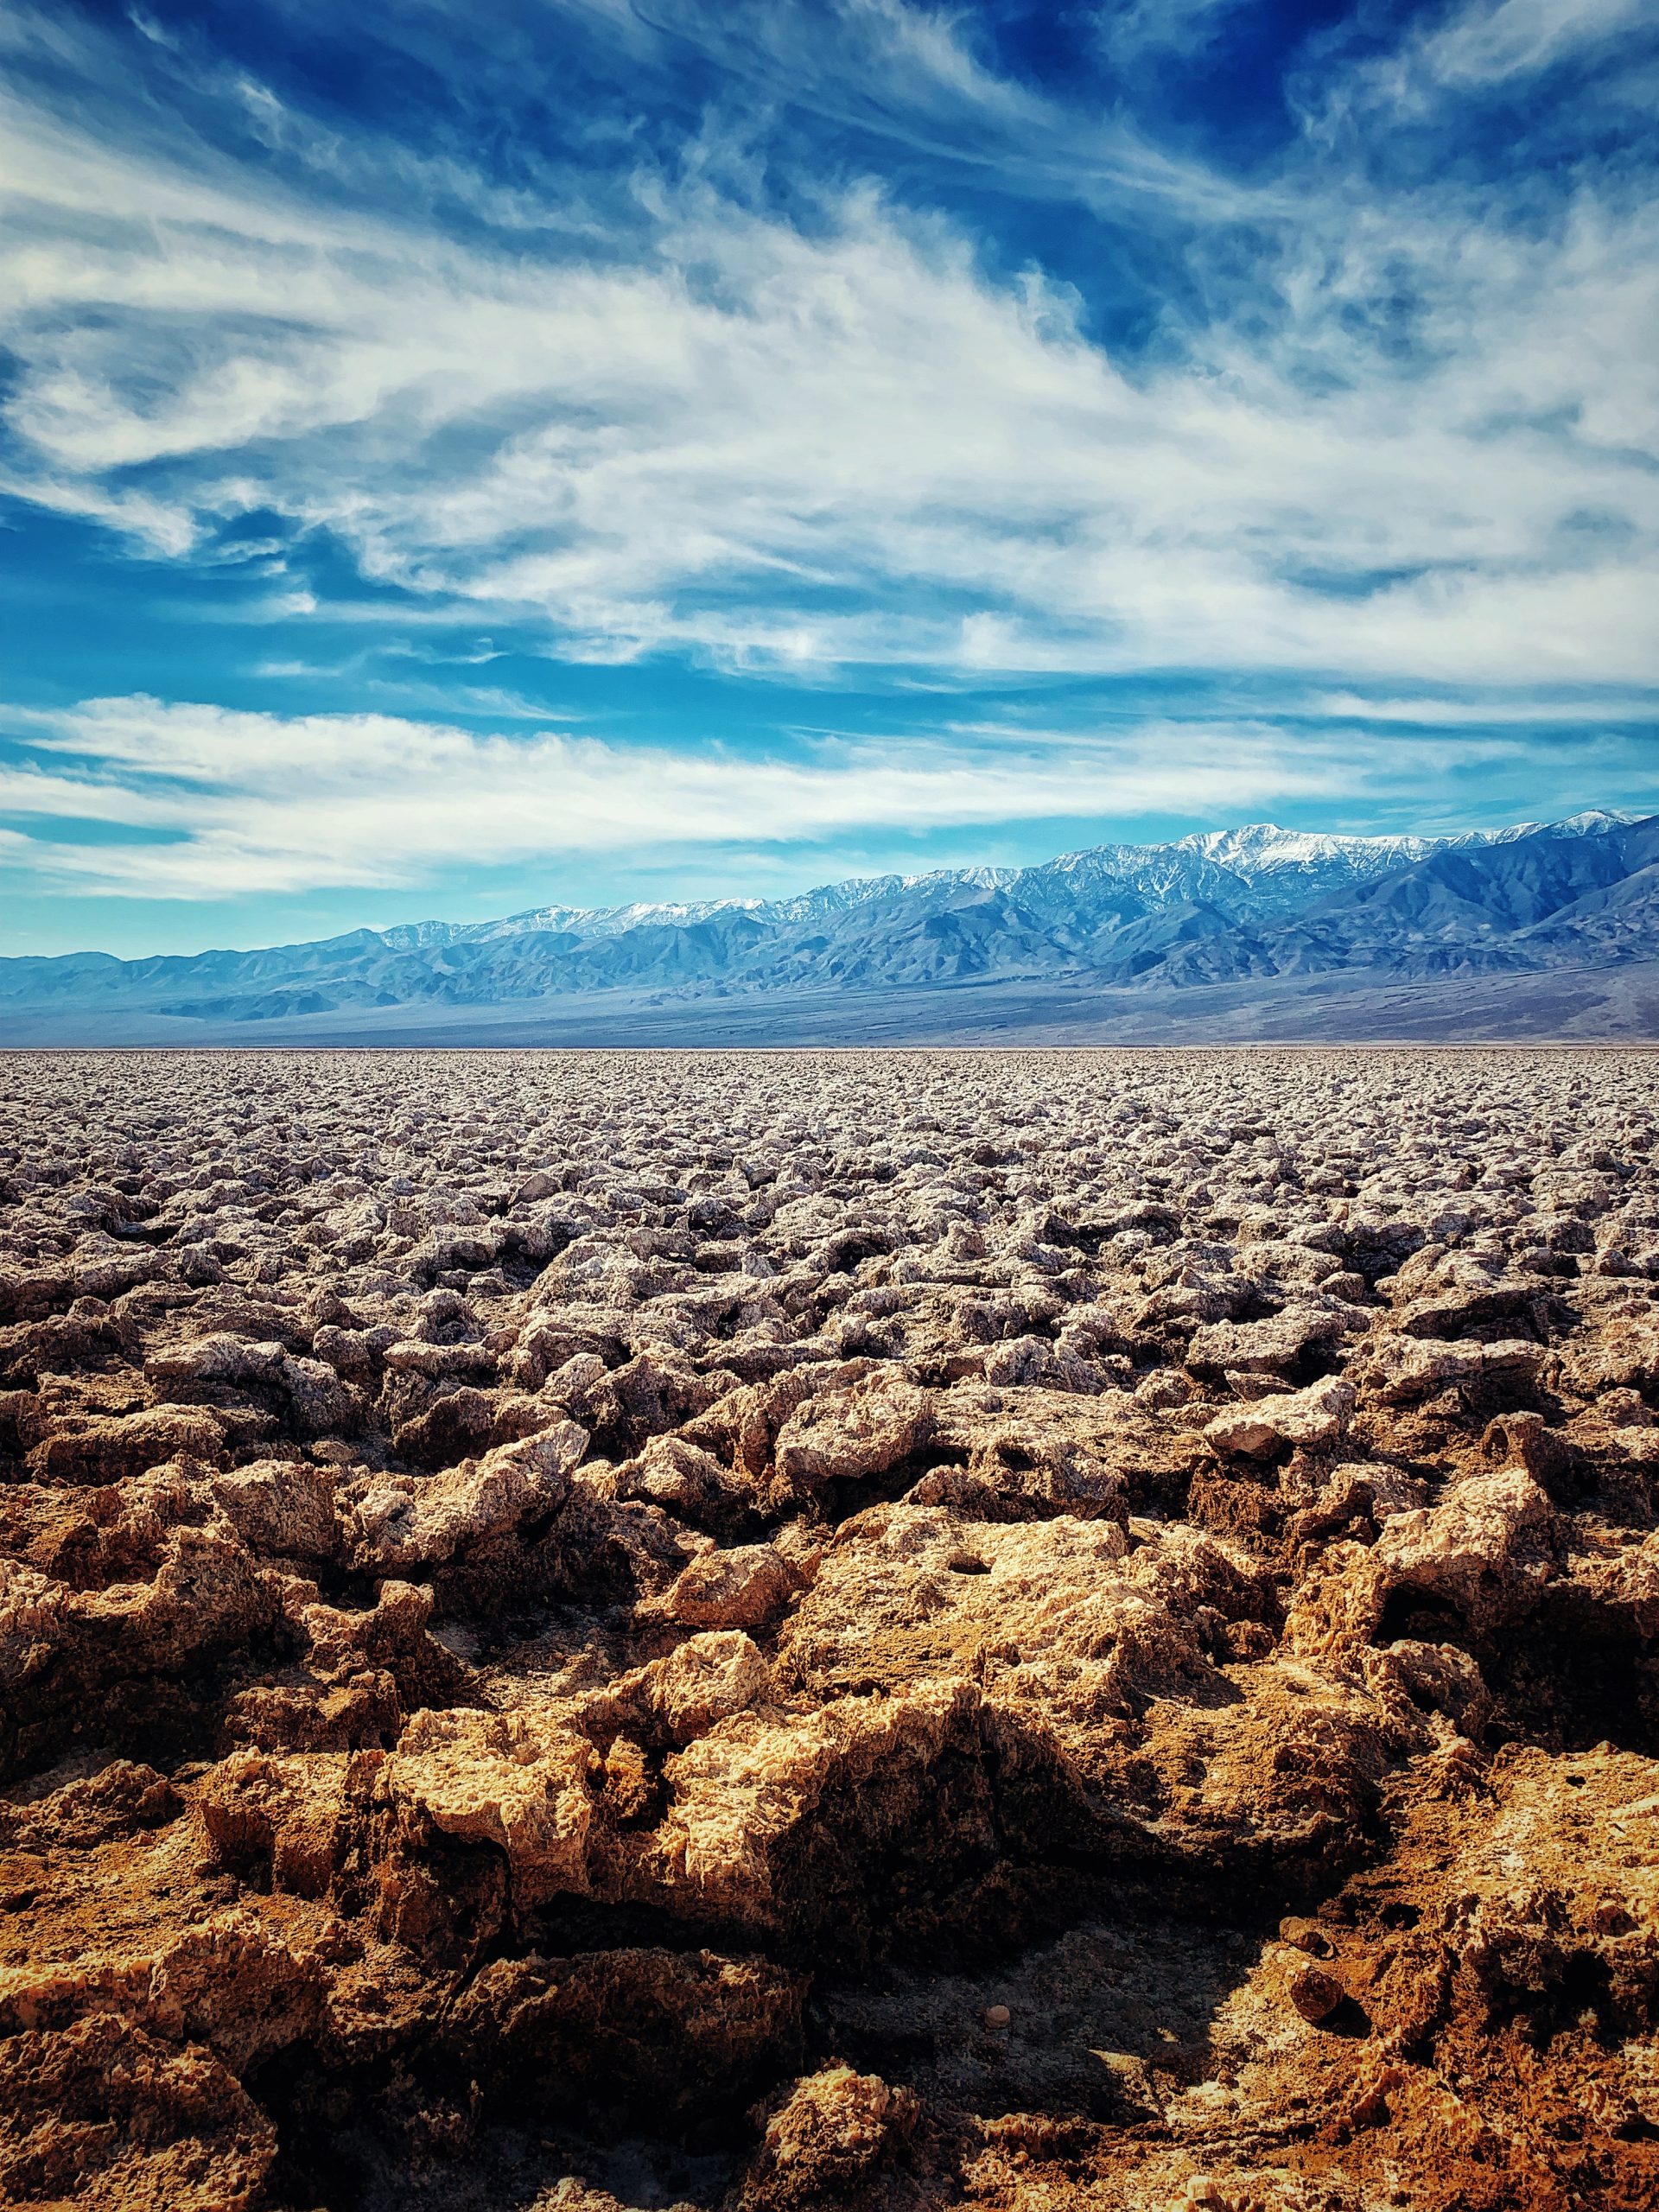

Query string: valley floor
[10,957,1659,1050]
[1,1049,1656,2211]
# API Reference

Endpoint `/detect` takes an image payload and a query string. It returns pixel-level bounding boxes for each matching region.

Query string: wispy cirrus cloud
[1400,0,1652,87]
[0,0,1654,693]
[2,694,1389,898]
[1309,692,1659,727]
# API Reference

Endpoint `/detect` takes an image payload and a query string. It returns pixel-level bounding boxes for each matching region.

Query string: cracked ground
[1,1047,1656,2212]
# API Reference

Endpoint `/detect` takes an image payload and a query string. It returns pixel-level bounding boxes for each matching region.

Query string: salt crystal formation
[1,1047,1656,2212]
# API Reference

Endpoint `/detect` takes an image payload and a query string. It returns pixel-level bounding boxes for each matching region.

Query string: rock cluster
[1,1046,1656,2211]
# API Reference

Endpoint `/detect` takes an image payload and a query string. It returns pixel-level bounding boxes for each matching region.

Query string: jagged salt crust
[0,1048,1656,2212]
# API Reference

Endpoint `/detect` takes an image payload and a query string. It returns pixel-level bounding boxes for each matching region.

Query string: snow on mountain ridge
[381,814,1633,954]
[2,813,1645,1033]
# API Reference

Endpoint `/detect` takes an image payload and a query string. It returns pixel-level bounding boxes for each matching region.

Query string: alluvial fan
[0,1047,1656,2212]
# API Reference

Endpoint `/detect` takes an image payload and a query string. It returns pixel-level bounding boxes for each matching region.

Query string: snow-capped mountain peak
[2,810,1649,1037]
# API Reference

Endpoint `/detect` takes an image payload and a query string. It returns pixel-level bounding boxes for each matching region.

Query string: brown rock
[658,1542,798,1630]
[735,2064,918,2209]
[1286,1961,1346,2022]
[772,1372,931,1497]
[0,2016,277,2210]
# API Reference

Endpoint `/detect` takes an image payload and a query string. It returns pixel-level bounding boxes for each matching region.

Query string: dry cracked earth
[1,1047,1656,2212]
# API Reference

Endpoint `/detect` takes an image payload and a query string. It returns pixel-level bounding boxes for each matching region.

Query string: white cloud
[1311,690,1659,725]
[1313,0,1656,126]
[1092,0,1242,68]
[0,3,1654,690]
[2,695,1387,898]
[1415,0,1649,85]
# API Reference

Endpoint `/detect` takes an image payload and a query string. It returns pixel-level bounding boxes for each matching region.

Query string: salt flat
[2,1050,1656,2211]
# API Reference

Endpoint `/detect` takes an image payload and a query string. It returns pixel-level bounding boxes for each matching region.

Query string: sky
[0,0,1656,957]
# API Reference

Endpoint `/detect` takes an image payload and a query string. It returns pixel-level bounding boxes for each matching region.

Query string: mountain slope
[1141,815,1659,988]
[1,810,1652,1038]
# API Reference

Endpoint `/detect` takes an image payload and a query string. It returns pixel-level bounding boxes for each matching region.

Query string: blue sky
[0,0,1655,956]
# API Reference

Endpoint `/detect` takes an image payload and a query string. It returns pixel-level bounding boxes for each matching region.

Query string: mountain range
[6,810,1659,1046]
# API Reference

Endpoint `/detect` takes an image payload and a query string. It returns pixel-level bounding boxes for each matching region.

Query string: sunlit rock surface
[1,1047,1656,2211]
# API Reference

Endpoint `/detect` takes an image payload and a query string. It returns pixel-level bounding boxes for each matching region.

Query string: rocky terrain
[1,1046,1656,2212]
[5,813,1658,1047]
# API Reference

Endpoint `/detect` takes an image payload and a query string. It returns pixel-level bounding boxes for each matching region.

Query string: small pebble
[982,2003,1011,2029]
[1287,1963,1345,2023]
[1278,1914,1335,1958]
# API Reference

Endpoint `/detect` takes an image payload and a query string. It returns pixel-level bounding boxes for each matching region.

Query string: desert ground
[0,1047,1656,2212]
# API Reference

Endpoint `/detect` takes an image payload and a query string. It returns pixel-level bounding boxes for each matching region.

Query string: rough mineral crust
[0,1046,1656,2212]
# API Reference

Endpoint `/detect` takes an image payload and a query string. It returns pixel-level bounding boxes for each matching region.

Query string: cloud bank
[5,695,1381,898]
